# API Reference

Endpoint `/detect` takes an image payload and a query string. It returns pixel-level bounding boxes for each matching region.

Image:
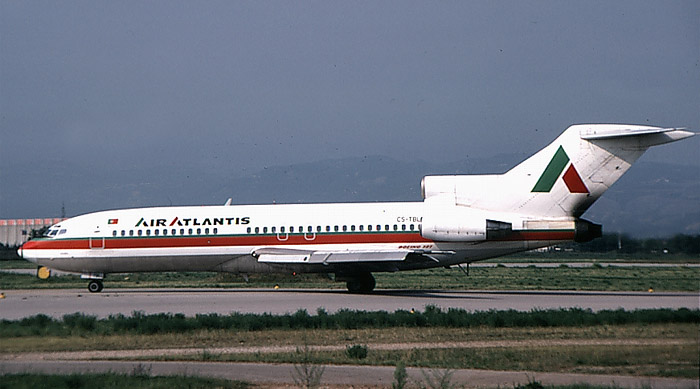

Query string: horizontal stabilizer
[579,126,679,139]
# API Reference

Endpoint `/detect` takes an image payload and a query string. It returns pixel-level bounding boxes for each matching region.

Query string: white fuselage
[19,201,567,276]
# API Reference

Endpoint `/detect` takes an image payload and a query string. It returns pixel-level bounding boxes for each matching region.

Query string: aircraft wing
[252,247,454,264]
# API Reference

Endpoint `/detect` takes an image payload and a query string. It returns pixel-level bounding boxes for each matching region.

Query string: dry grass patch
[2,323,696,353]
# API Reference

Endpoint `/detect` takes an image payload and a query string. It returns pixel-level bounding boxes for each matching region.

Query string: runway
[1,288,697,319]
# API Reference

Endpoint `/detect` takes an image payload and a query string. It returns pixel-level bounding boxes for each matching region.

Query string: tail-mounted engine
[420,205,512,242]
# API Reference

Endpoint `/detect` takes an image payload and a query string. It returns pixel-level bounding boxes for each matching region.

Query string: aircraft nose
[17,244,23,258]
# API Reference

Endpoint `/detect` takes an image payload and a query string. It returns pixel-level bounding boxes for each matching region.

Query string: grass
[0,260,33,269]
[1,263,698,291]
[0,373,250,389]
[3,320,697,381]
[2,322,696,353]
[375,266,700,291]
[156,343,698,379]
[2,308,698,338]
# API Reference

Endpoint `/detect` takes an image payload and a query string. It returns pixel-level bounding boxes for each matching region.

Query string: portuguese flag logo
[532,146,589,194]
[108,219,119,225]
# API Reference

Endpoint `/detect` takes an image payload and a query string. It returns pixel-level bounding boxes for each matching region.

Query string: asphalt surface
[1,360,697,388]
[1,288,697,320]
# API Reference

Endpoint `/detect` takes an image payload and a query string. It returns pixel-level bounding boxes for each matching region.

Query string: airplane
[18,124,694,293]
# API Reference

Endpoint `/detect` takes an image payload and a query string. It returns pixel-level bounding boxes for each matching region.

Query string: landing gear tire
[87,280,103,293]
[346,273,376,293]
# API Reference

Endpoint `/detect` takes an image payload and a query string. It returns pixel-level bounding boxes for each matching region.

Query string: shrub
[345,344,368,359]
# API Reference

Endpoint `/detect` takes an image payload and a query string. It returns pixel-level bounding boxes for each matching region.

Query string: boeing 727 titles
[19,124,695,292]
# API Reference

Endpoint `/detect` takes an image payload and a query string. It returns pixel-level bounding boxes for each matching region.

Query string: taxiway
[0,288,697,320]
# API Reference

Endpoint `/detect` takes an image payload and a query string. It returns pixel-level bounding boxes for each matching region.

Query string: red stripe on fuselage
[20,233,430,250]
[21,230,575,251]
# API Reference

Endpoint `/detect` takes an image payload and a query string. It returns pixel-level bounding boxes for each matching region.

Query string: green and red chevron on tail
[531,146,588,193]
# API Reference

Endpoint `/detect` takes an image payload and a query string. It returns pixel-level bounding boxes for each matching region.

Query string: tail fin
[421,124,694,217]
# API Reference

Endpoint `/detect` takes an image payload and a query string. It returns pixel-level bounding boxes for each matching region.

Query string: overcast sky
[1,1,699,215]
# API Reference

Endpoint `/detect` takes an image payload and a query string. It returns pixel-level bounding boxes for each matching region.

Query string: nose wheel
[87,280,104,293]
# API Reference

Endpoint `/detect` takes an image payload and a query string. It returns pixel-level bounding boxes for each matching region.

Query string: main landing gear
[87,279,104,293]
[82,273,105,293]
[343,272,376,293]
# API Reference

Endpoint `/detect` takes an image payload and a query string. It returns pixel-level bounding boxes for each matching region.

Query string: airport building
[0,218,64,247]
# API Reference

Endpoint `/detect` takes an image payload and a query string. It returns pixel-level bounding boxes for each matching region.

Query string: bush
[345,344,368,359]
[2,308,698,337]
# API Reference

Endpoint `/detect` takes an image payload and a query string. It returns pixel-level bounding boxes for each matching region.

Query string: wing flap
[253,247,411,264]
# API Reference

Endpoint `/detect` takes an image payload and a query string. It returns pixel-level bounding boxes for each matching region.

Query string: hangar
[0,218,64,247]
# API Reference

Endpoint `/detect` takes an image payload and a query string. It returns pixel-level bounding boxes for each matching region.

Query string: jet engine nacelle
[421,216,486,242]
[420,206,513,242]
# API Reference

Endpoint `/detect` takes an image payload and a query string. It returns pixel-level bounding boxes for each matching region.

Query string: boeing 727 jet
[19,124,694,292]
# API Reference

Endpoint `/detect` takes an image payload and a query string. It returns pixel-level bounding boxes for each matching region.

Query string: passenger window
[290,226,294,233]
[255,227,260,234]
[197,228,201,234]
[402,224,406,231]
[113,231,117,237]
[359,225,364,231]
[326,226,330,232]
[163,229,168,236]
[271,227,276,233]
[343,225,347,232]
[171,229,176,235]
[213,228,217,234]
[351,225,356,231]
[367,225,372,231]
[146,230,151,236]
[247,227,252,234]
[205,228,209,235]
[138,230,143,236]
[307,226,312,233]
[154,230,159,236]
[316,226,321,232]
[393,225,398,231]
[263,227,268,233]
[334,226,339,232]
[129,230,134,236]
[188,228,193,235]
[121,230,126,236]
[180,229,185,235]
[376,225,381,231]
[410,224,415,231]
[280,226,285,233]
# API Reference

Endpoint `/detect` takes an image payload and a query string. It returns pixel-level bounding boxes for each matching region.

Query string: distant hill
[1,156,697,238]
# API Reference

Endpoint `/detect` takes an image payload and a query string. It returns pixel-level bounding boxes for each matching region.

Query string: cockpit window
[42,228,62,238]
